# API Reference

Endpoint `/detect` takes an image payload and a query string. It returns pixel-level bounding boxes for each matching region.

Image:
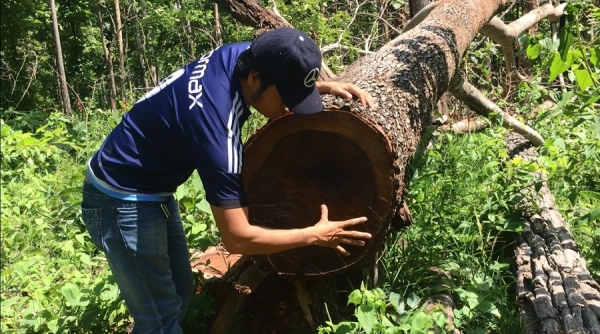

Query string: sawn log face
[243,111,394,276]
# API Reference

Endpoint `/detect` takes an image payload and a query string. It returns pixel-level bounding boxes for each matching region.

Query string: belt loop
[160,203,172,219]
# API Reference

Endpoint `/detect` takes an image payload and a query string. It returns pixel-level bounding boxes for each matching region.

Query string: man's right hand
[307,204,371,256]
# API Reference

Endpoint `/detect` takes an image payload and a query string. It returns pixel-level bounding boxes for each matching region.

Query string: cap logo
[304,68,320,87]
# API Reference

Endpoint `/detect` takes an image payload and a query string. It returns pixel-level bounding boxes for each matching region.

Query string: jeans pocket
[81,207,105,252]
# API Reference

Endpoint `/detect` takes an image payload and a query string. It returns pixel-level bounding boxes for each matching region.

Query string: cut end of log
[243,110,394,276]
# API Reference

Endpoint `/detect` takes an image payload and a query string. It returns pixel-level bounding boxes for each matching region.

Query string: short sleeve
[178,44,251,208]
[185,91,248,208]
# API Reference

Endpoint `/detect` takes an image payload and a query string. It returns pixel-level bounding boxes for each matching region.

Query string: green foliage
[1,1,598,333]
[319,283,446,334]
[387,129,525,333]
[1,0,408,115]
[537,91,600,277]
[1,112,131,332]
[525,2,599,96]
[176,172,219,252]
[523,1,600,277]
[0,107,246,332]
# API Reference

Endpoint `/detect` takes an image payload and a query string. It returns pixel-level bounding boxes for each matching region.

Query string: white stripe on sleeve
[227,93,243,173]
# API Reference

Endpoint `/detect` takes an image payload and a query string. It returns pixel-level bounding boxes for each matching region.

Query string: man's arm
[211,204,371,256]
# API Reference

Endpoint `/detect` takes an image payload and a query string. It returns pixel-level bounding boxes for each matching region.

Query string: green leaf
[356,304,376,334]
[192,172,203,193]
[406,292,421,309]
[335,323,355,334]
[526,43,541,60]
[61,283,81,306]
[549,52,573,82]
[558,22,574,61]
[80,253,93,267]
[477,299,501,317]
[539,37,558,51]
[348,290,362,306]
[587,207,600,222]
[81,308,100,328]
[574,69,594,91]
[589,47,599,67]
[557,91,575,108]
[554,137,565,151]
[482,161,500,173]
[389,292,402,312]
[63,240,74,254]
[399,324,412,331]
[191,222,207,235]
[58,186,81,196]
[580,191,600,200]
[503,220,524,232]
[75,233,86,246]
[410,311,429,329]
[196,199,212,215]
[47,318,59,333]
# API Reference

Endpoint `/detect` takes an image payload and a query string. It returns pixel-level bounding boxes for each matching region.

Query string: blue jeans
[80,179,194,333]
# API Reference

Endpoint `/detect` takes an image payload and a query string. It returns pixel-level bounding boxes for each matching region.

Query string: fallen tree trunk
[508,133,600,333]
[206,1,508,331]
[202,0,590,332]
[244,0,506,275]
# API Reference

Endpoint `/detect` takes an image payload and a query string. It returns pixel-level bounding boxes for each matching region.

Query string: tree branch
[401,1,440,33]
[448,74,544,146]
[213,0,336,81]
[321,42,375,55]
[480,3,567,89]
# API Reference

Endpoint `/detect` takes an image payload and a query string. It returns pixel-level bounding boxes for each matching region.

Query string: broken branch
[448,74,545,146]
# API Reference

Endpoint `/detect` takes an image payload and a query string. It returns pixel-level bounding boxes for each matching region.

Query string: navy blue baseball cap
[250,27,323,115]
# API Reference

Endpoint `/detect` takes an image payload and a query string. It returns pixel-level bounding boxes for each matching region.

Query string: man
[81,27,374,333]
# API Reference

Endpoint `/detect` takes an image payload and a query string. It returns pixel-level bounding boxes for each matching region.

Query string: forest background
[1,0,598,332]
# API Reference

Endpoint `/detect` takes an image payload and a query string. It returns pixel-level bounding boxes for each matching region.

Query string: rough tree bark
[48,0,72,115]
[402,1,555,146]
[134,0,158,87]
[408,0,449,123]
[214,3,223,46]
[180,1,196,55]
[134,22,149,90]
[508,133,600,334]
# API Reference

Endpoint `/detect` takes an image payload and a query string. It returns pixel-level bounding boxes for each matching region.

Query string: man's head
[237,27,324,118]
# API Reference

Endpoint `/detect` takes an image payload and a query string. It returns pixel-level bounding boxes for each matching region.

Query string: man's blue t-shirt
[88,42,252,208]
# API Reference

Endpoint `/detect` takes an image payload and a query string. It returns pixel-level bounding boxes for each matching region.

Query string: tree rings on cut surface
[243,110,394,276]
